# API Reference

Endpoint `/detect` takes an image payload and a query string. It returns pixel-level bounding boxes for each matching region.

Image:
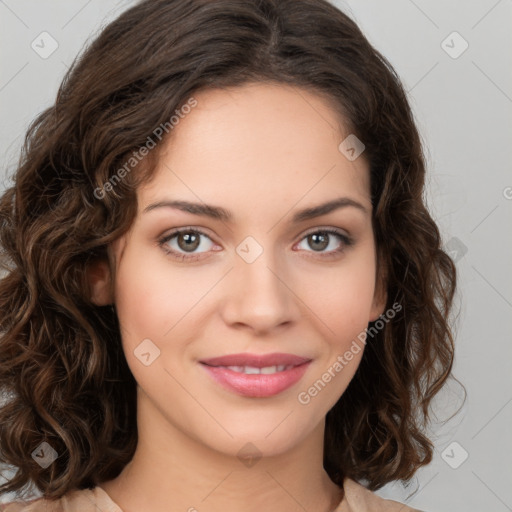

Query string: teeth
[227,366,245,373]
[244,366,261,374]
[224,365,292,374]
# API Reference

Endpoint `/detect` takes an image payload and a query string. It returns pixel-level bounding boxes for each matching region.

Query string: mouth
[201,364,298,375]
[199,353,312,398]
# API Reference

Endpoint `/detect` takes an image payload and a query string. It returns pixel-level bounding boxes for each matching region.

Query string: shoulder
[0,486,122,512]
[340,478,425,512]
[0,496,61,512]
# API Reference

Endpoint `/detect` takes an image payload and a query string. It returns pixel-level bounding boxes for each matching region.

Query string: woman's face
[103,82,386,458]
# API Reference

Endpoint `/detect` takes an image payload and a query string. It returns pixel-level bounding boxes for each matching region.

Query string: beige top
[1,478,423,512]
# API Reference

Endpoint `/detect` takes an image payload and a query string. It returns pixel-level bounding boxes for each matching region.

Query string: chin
[198,419,315,460]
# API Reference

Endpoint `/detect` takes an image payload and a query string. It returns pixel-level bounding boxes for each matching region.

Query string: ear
[87,258,114,306]
[369,255,388,322]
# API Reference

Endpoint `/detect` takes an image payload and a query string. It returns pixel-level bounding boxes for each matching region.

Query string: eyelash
[157,227,353,262]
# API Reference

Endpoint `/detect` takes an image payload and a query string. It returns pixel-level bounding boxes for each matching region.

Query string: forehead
[138,82,371,213]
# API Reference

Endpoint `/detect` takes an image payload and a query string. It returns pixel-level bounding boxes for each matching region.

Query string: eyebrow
[143,197,369,223]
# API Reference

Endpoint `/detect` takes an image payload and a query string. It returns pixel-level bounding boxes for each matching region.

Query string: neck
[100,387,344,512]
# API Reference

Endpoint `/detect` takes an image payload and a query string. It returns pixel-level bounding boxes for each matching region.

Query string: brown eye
[176,231,201,252]
[296,228,353,257]
[307,232,330,252]
[158,228,216,261]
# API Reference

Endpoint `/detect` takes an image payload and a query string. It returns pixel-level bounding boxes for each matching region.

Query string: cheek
[113,247,220,386]
[114,246,201,337]
[113,251,193,391]
[300,254,377,338]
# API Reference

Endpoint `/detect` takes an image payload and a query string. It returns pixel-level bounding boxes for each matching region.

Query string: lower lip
[200,362,311,398]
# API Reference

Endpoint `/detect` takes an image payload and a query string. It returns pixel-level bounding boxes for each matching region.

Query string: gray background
[1,1,511,511]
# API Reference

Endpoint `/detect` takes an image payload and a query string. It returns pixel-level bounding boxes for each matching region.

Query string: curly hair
[0,0,458,501]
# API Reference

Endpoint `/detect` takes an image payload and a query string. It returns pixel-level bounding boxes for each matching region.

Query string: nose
[220,246,300,334]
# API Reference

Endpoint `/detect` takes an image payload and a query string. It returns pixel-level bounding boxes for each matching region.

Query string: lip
[199,352,312,398]
[199,352,312,368]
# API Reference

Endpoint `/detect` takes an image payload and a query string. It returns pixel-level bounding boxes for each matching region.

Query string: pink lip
[199,352,311,368]
[199,352,312,398]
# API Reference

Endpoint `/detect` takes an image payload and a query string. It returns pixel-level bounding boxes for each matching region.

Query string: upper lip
[199,352,312,368]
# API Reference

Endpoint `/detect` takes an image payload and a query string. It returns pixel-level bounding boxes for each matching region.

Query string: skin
[89,82,387,512]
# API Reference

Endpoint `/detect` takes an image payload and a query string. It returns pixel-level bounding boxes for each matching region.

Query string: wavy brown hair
[0,0,458,501]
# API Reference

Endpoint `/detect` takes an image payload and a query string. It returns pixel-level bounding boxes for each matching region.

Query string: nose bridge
[221,234,297,331]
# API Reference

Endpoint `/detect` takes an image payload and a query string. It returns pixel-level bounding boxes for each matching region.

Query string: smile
[200,361,311,398]
[216,364,295,374]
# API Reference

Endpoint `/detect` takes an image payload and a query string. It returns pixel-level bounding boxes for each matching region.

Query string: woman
[0,0,457,510]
